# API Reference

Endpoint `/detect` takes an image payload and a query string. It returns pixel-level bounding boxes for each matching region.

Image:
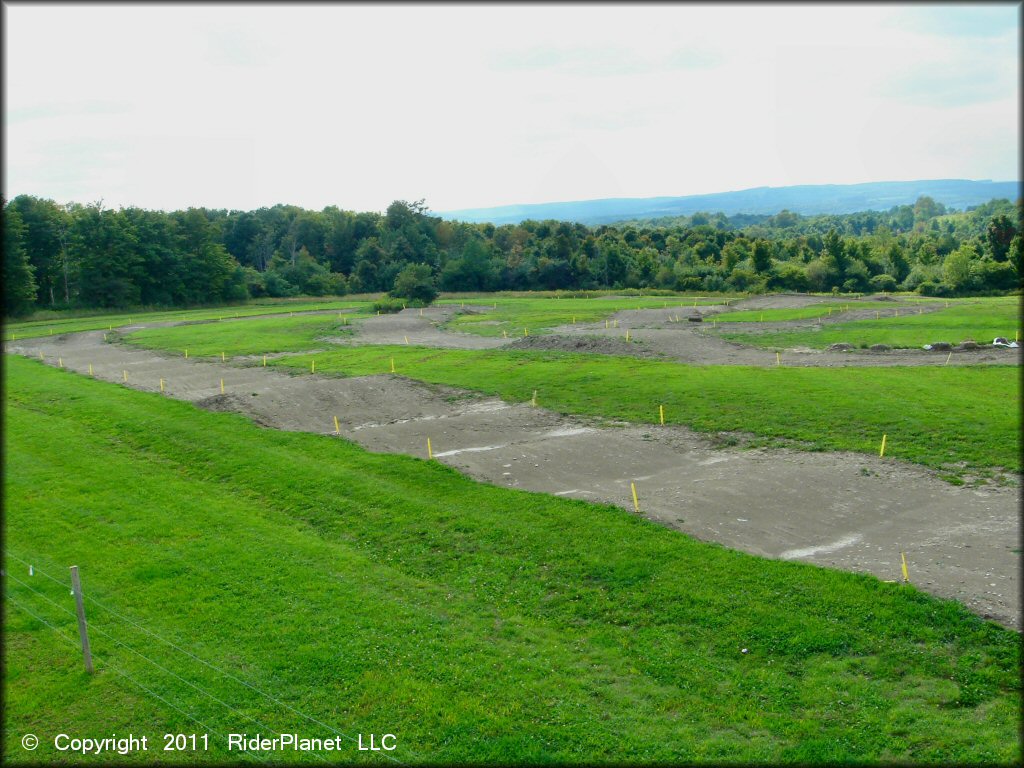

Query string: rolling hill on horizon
[438,179,1021,226]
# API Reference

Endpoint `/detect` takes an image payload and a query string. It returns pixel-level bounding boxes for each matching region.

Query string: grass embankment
[441,296,729,337]
[124,313,369,357]
[4,299,372,340]
[718,298,1020,349]
[4,356,1019,763]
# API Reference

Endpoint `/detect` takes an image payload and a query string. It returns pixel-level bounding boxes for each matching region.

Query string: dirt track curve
[7,307,1019,630]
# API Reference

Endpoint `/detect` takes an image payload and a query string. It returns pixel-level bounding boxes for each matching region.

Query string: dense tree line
[3,194,1021,317]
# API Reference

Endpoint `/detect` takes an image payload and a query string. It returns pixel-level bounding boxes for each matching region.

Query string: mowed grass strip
[443,296,728,337]
[3,357,1019,763]
[124,312,369,357]
[718,297,1021,349]
[260,347,1019,480]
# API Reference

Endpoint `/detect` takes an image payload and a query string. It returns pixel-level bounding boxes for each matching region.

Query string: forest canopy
[3,194,1021,317]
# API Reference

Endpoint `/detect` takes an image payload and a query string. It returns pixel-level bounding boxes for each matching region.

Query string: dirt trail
[8,331,1019,630]
[329,302,1021,368]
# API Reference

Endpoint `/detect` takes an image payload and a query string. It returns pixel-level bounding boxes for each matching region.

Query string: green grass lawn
[4,299,373,340]
[711,301,942,323]
[4,357,1019,763]
[124,312,368,358]
[718,297,1021,349]
[442,296,730,337]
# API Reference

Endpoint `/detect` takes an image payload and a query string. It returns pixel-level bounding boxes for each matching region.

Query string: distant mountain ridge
[439,179,1021,225]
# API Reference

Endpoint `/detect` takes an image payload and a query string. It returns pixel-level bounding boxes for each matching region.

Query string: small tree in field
[390,262,437,305]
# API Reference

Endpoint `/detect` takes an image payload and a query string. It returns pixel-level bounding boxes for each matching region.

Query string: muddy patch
[506,334,665,357]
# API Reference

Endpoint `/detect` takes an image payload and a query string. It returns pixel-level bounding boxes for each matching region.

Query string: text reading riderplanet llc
[229,733,398,752]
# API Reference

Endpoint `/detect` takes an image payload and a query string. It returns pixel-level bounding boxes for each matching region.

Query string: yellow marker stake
[531,389,537,407]
[760,313,763,321]
[38,351,44,360]
[334,416,340,435]
[390,358,396,373]
[420,308,423,316]
[58,357,63,368]
[404,336,409,345]
[605,320,609,329]
[895,309,899,318]
[776,351,781,366]
[659,404,665,425]
[524,328,529,337]
[427,437,433,460]
[944,351,952,365]
[876,311,879,319]
[879,434,887,458]
[311,359,315,373]
[828,308,832,316]
[49,329,53,335]
[109,325,113,331]
[88,364,93,376]
[263,355,267,367]
[502,330,508,339]
[631,482,640,513]
[1016,330,1020,342]
[219,379,225,394]
[221,351,225,362]
[572,316,576,324]
[900,551,909,582]
[123,370,128,382]
[160,378,165,392]
[614,319,618,328]
[625,329,631,341]
[184,349,188,358]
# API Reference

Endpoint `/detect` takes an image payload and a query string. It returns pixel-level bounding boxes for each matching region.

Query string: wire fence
[4,550,411,765]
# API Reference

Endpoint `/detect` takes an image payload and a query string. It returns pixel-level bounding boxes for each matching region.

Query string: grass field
[717,297,1021,349]
[4,357,1019,763]
[3,299,372,340]
[441,296,729,337]
[710,301,942,323]
[123,312,367,357]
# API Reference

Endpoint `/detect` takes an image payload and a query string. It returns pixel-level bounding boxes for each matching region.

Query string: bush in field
[390,263,437,305]
[869,273,898,292]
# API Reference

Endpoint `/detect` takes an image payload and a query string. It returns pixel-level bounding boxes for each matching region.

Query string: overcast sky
[4,3,1020,214]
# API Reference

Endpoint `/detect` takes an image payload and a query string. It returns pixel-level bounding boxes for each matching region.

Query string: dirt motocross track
[7,295,1020,629]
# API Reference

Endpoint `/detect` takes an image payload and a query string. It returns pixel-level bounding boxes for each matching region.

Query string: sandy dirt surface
[8,329,1019,630]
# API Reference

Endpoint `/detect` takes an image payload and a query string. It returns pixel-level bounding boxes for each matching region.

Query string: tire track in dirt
[7,328,1019,629]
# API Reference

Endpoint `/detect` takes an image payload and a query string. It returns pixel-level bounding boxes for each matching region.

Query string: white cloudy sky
[3,3,1019,213]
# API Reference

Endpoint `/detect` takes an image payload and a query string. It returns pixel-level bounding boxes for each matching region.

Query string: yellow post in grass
[427,437,433,460]
[524,328,529,337]
[404,336,409,345]
[828,308,832,316]
[49,328,53,335]
[263,355,267,367]
[760,313,763,321]
[123,370,128,382]
[572,316,576,324]
[502,330,508,338]
[605,319,609,329]
[776,351,781,366]
[945,351,952,365]
[531,389,538,407]
[659,404,665,425]
[221,351,226,362]
[333,416,340,435]
[879,434,887,458]
[220,379,225,394]
[900,551,909,582]
[625,329,631,342]
[390,358,396,373]
[88,364,93,376]
[160,378,165,392]
[631,482,640,513]
[58,357,63,368]
[311,359,315,373]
